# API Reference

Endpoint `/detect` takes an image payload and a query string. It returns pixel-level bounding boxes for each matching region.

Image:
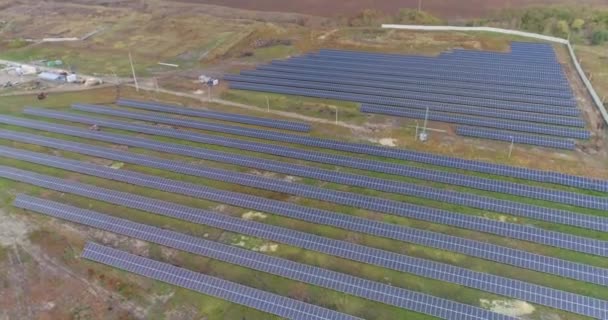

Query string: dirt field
[174,0,605,20]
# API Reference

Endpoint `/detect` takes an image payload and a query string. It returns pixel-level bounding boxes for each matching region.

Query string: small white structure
[84,77,102,86]
[38,72,66,82]
[199,75,211,83]
[66,74,79,83]
[17,65,37,75]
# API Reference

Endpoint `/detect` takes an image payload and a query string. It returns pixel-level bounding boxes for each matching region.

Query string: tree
[554,20,570,38]
[572,18,585,31]
[591,29,608,45]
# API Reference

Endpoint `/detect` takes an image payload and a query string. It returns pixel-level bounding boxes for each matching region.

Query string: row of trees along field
[470,6,608,45]
[343,6,608,45]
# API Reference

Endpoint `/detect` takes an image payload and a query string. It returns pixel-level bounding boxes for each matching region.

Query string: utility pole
[415,121,419,140]
[418,0,422,12]
[330,106,338,125]
[508,136,514,158]
[266,96,270,112]
[128,51,139,92]
[422,107,429,135]
[208,85,212,101]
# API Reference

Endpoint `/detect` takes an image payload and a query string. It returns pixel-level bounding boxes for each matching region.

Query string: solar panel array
[2,129,606,235]
[14,195,510,320]
[35,106,607,192]
[224,74,578,116]
[239,69,575,107]
[358,103,587,139]
[256,64,571,99]
[2,163,607,287]
[456,126,576,150]
[5,169,608,318]
[113,98,311,132]
[223,42,591,148]
[7,114,607,204]
[80,243,361,320]
[269,59,565,90]
[4,145,606,258]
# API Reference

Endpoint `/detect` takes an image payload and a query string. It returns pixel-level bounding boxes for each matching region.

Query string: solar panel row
[66,108,608,194]
[271,57,567,89]
[14,195,511,320]
[227,81,582,120]
[310,51,564,76]
[23,108,606,209]
[3,129,605,236]
[317,47,562,71]
[4,145,606,258]
[257,65,572,99]
[80,242,361,320]
[359,104,588,139]
[456,126,576,150]
[11,115,605,202]
[5,115,604,205]
[4,166,605,318]
[289,55,567,82]
[271,60,567,90]
[114,99,311,132]
[4,166,604,286]
[239,69,576,108]
[225,74,579,116]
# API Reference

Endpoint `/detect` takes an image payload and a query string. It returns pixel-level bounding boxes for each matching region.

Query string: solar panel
[279,56,567,83]
[271,60,567,90]
[225,74,579,116]
[3,160,608,287]
[456,126,576,150]
[239,69,577,108]
[52,106,601,188]
[317,47,562,72]
[257,64,573,99]
[7,177,608,318]
[113,99,311,132]
[80,242,361,320]
[2,129,605,235]
[310,51,564,75]
[286,55,567,83]
[227,81,583,121]
[15,195,511,320]
[3,115,606,205]
[358,104,588,139]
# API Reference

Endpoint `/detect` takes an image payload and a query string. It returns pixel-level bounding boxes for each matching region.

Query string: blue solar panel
[225,74,579,115]
[239,69,577,108]
[359,104,589,139]
[5,169,608,318]
[1,129,605,234]
[113,99,311,132]
[257,64,573,99]
[318,48,562,72]
[79,242,362,320]
[456,126,576,150]
[14,195,512,320]
[5,165,606,287]
[309,52,564,76]
[271,60,567,90]
[15,110,608,193]
[290,55,567,82]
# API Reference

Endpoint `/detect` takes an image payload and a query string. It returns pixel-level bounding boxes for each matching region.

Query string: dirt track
[173,0,604,19]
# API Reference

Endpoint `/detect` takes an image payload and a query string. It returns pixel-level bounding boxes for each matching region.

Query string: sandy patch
[241,211,268,220]
[480,299,535,317]
[368,138,397,147]
[0,209,32,247]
